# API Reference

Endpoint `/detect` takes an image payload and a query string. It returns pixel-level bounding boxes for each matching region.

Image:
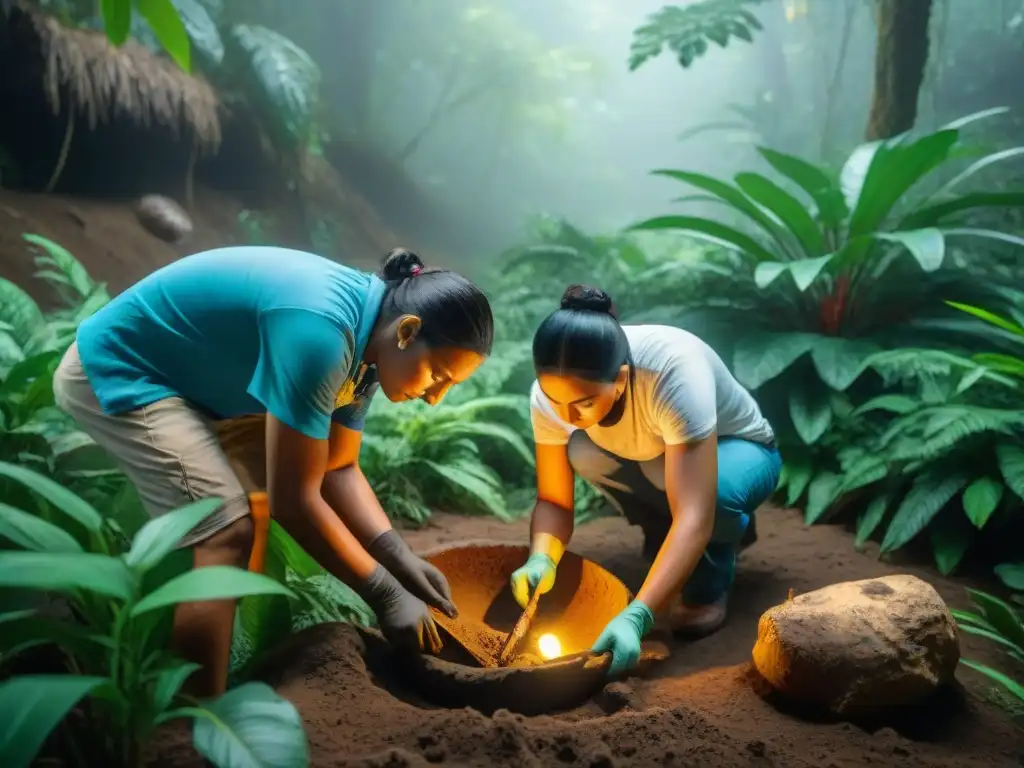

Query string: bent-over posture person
[510,285,780,676]
[53,245,493,696]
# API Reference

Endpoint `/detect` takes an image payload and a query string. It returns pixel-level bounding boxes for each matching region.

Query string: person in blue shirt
[53,246,493,697]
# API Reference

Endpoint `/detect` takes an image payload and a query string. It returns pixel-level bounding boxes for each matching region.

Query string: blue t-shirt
[76,247,385,440]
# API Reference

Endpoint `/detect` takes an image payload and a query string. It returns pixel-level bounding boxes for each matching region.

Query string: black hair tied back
[533,283,629,383]
[560,284,616,317]
[381,247,426,281]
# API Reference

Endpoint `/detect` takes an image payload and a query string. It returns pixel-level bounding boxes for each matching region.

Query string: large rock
[752,574,960,715]
[135,194,193,243]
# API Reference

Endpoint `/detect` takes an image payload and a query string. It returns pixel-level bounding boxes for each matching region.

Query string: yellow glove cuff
[530,532,566,566]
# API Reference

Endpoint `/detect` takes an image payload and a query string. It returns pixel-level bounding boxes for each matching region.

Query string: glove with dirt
[367,529,458,619]
[510,552,558,609]
[359,564,443,654]
[591,599,655,677]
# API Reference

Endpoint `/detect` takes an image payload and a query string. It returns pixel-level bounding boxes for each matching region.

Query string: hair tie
[410,265,423,276]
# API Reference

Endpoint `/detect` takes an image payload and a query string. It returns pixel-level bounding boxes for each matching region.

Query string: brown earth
[154,507,1023,768]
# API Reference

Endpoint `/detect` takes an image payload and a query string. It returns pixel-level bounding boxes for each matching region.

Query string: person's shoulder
[624,324,704,368]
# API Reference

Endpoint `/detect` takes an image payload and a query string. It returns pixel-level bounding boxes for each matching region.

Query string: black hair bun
[561,284,615,315]
[381,247,425,280]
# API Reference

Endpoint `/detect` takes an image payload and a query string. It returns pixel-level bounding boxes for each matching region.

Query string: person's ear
[614,363,630,397]
[396,315,423,350]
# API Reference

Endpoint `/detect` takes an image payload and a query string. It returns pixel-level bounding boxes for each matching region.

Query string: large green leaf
[962,477,1003,529]
[100,0,132,45]
[929,516,972,576]
[995,443,1024,500]
[852,394,919,417]
[0,551,134,600]
[847,130,959,237]
[880,472,970,553]
[170,0,223,65]
[994,562,1024,591]
[733,332,816,389]
[735,172,826,256]
[0,503,83,553]
[232,25,321,150]
[754,254,832,291]
[0,675,108,768]
[965,588,1024,648]
[153,661,202,713]
[804,472,843,525]
[187,682,308,768]
[22,234,94,301]
[136,0,191,71]
[756,146,848,227]
[0,609,112,662]
[0,279,44,349]
[628,215,777,262]
[0,462,103,533]
[947,301,1024,337]
[855,493,890,549]
[125,498,222,573]
[132,566,294,616]
[782,459,812,506]
[809,336,880,391]
[959,659,1024,702]
[900,192,1024,229]
[872,229,945,272]
[788,386,831,445]
[935,146,1024,198]
[943,227,1024,250]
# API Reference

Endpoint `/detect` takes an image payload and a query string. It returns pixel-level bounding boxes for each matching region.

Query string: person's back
[77,246,380,422]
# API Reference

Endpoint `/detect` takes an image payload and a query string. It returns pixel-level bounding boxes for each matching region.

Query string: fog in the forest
[263,0,1019,257]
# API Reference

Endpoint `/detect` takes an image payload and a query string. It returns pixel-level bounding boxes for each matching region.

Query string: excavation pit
[369,541,668,716]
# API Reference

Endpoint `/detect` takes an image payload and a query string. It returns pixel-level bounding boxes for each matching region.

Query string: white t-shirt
[530,325,774,462]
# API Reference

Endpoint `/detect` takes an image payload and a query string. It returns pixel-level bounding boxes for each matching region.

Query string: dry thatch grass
[21,7,221,149]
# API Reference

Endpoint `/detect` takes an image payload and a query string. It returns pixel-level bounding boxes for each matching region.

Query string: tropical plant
[0,236,119,507]
[0,464,308,768]
[629,0,771,71]
[952,565,1024,708]
[230,521,374,681]
[360,395,535,525]
[629,109,1024,518]
[99,0,192,71]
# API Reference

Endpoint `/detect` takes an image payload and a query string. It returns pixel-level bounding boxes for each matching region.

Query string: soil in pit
[150,507,1023,768]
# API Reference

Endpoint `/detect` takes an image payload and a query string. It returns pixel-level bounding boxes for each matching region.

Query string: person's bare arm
[321,422,392,544]
[529,442,577,559]
[265,414,377,588]
[635,432,718,613]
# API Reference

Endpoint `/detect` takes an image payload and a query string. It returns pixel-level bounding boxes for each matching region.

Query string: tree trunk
[864,0,934,141]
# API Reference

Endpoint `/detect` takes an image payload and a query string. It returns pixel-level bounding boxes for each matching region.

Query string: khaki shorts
[53,342,269,548]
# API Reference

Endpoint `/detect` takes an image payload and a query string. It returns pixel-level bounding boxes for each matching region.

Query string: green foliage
[629,0,769,72]
[629,112,1024,549]
[230,24,322,152]
[230,520,373,679]
[100,0,191,70]
[0,465,308,767]
[360,395,535,525]
[953,568,1024,709]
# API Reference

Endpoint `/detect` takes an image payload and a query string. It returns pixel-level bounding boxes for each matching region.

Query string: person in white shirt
[510,285,781,676]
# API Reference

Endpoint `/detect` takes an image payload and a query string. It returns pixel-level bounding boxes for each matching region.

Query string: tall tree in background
[865,0,934,140]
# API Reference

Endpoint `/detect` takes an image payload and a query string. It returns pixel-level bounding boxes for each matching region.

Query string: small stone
[752,574,960,716]
[598,682,637,713]
[746,739,766,757]
[135,194,193,243]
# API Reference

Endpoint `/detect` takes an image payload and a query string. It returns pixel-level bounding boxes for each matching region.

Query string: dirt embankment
[151,508,1023,768]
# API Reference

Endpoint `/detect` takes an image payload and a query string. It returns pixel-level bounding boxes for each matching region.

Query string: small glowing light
[538,633,562,660]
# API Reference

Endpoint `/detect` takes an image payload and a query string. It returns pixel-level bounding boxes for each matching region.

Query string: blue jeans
[566,431,782,606]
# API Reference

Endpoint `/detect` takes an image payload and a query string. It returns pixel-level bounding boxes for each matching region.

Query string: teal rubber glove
[509,553,557,609]
[592,599,655,677]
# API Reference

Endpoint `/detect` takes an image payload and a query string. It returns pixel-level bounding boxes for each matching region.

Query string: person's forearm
[273,489,378,589]
[636,513,712,614]
[321,465,392,545]
[529,499,574,564]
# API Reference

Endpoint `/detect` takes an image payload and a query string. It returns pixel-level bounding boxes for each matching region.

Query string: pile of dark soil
[152,508,1023,767]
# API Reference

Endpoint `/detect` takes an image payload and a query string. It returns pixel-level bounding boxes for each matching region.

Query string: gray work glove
[358,565,443,654]
[367,529,457,619]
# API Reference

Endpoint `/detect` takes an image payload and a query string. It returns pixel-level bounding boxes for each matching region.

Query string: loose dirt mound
[153,508,1022,767]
